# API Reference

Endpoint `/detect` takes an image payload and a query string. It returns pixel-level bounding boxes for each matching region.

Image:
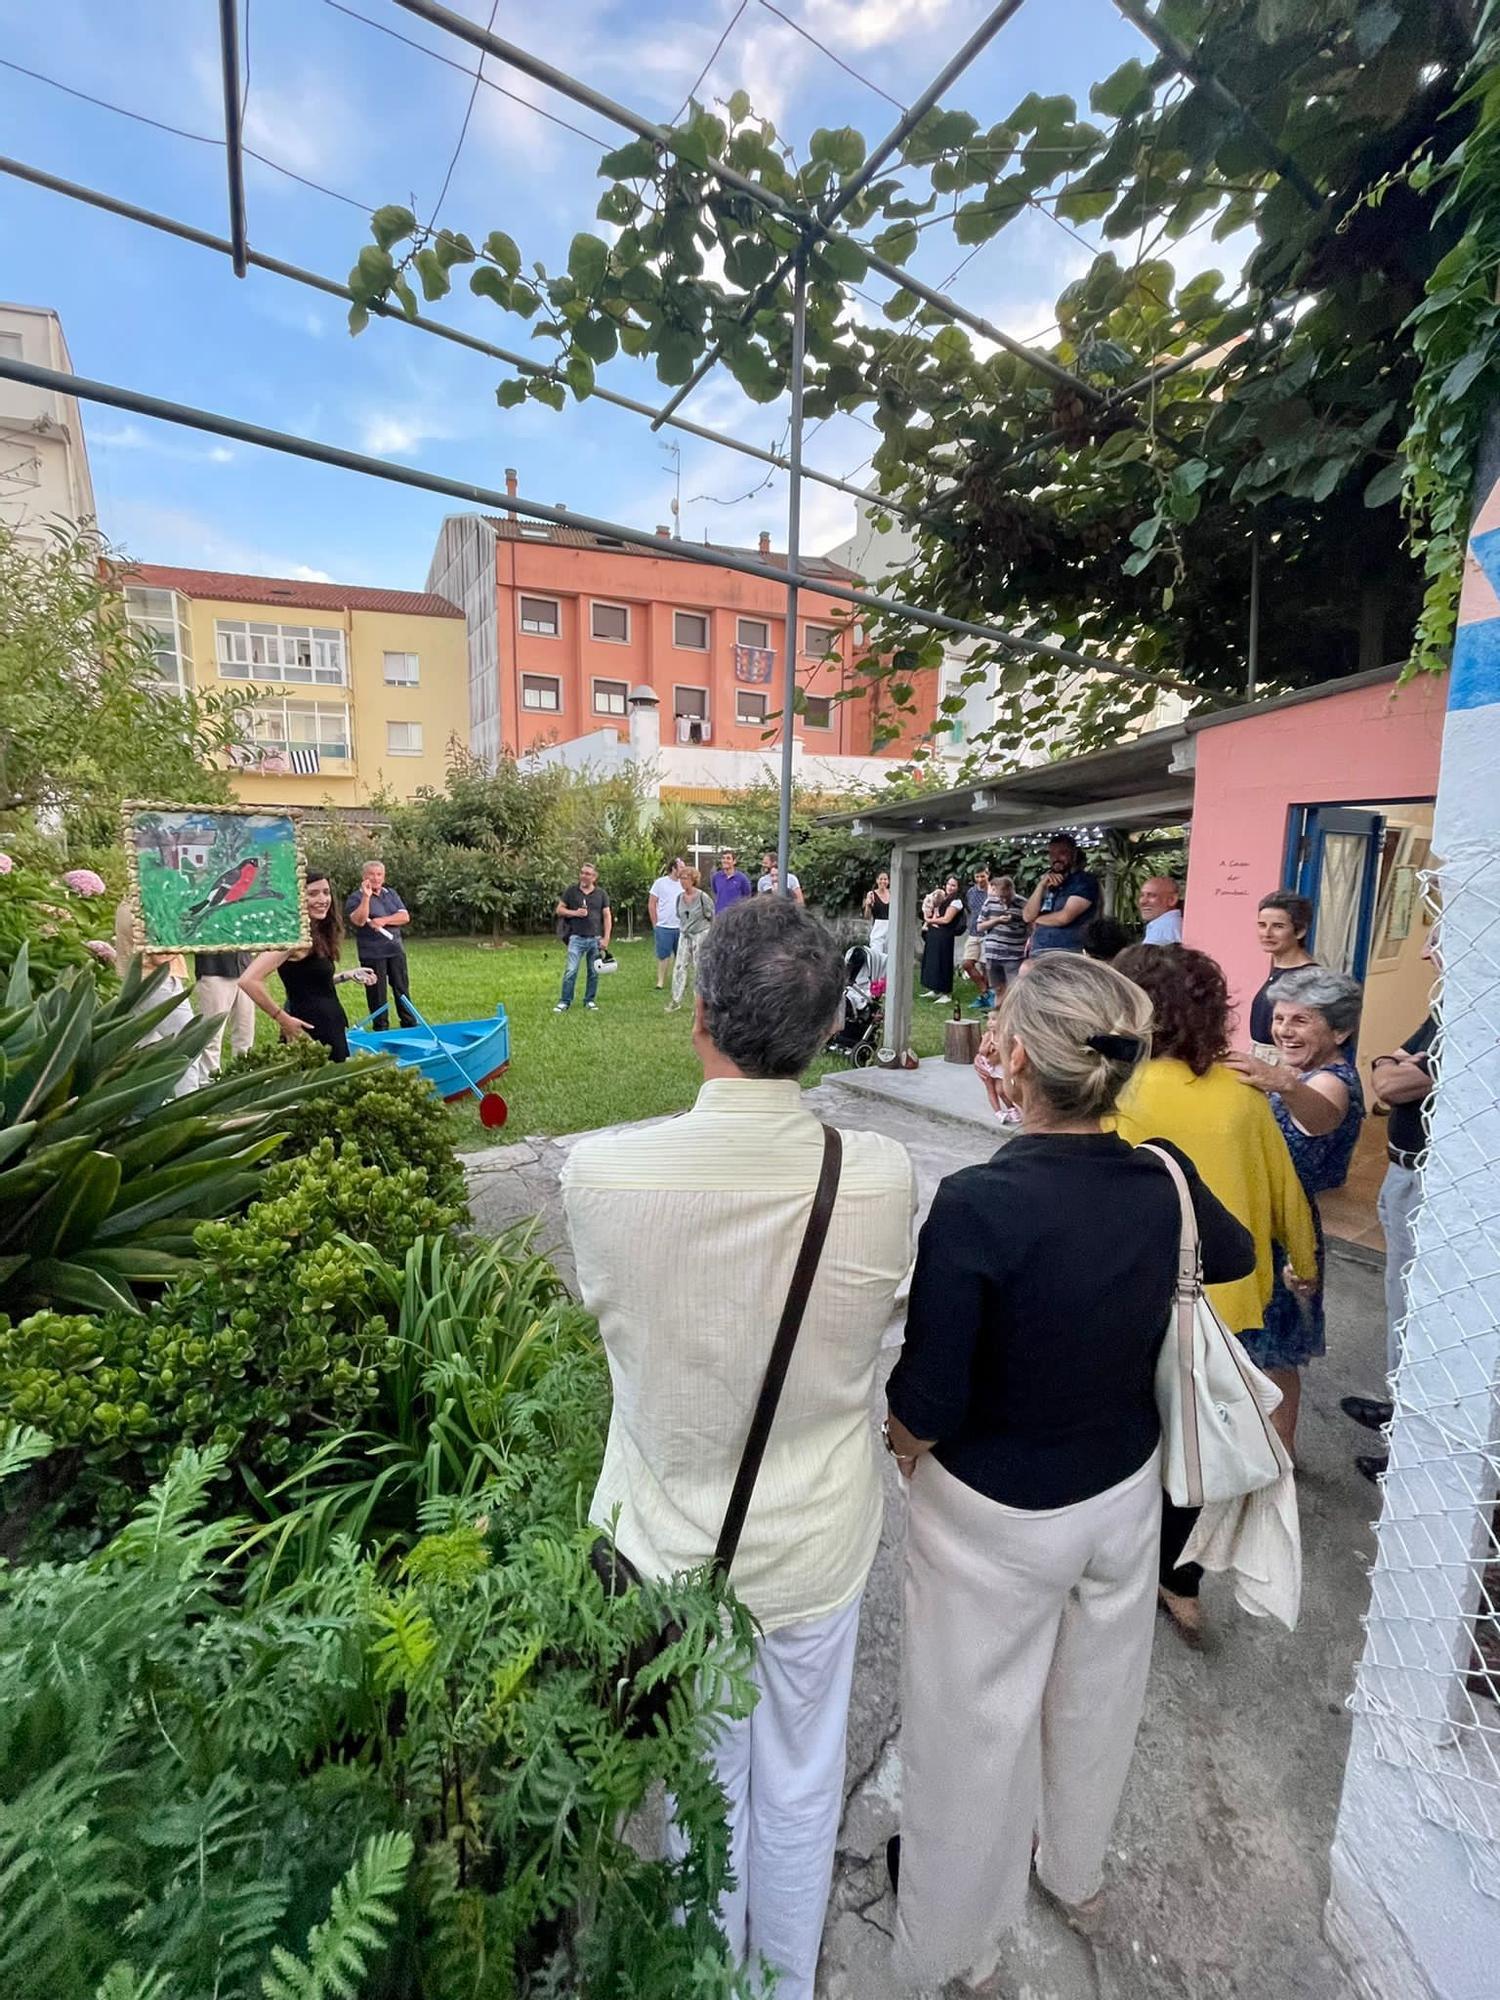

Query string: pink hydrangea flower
[0,852,12,875]
[85,938,118,964]
[63,867,108,897]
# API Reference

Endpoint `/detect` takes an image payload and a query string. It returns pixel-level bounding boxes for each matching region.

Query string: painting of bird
[183,854,266,929]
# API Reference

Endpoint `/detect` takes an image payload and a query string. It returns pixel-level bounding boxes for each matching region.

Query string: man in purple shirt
[711,848,753,914]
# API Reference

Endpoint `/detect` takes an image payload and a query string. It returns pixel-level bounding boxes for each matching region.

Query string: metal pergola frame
[0,0,1307,898]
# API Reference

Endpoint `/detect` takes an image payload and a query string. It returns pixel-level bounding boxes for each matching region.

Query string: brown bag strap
[711,1124,843,1584]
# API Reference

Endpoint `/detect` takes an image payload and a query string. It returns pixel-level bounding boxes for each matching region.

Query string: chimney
[758,530,771,558]
[504,466,517,521]
[656,524,672,538]
[626,684,662,781]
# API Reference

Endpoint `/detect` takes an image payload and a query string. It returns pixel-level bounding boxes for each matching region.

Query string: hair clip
[1086,1032,1144,1062]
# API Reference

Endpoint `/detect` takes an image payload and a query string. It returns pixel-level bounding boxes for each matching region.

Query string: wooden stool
[944,1018,980,1065]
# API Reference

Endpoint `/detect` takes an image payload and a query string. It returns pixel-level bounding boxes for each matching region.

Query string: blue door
[1287,807,1385,979]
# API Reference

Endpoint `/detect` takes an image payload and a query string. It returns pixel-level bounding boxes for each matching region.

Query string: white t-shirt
[758,872,801,895]
[649,875,683,927]
[1143,908,1184,945]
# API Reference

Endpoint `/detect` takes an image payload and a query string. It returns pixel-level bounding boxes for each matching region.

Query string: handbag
[589,1125,844,1733]
[1140,1143,1288,1509]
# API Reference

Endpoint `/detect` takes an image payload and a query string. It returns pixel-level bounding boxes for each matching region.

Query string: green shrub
[0,952,338,1317]
[227,1041,469,1215]
[0,862,116,984]
[0,1141,467,1542]
[0,1445,760,2000]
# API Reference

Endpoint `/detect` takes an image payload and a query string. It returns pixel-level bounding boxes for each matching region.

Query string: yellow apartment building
[123,564,468,805]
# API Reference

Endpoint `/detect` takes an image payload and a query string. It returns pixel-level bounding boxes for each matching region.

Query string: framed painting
[122,803,309,954]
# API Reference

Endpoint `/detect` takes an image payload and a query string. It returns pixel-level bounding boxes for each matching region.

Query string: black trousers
[1160,1497,1203,1598]
[363,948,417,1030]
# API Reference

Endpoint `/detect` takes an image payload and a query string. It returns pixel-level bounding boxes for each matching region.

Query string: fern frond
[0,1419,53,1484]
[259,1829,412,2000]
[94,1964,177,2000]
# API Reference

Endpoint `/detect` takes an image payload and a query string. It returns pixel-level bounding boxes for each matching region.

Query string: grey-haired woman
[1225,965,1365,1454]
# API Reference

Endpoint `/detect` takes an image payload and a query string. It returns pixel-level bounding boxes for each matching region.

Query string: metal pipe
[217,0,249,276]
[1111,0,1322,212]
[777,251,808,894]
[387,0,1109,424]
[1247,526,1261,701]
[0,152,931,529]
[0,354,1198,697]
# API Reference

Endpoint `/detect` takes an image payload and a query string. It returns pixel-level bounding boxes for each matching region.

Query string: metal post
[882,845,919,1063]
[218,0,249,277]
[1247,527,1261,701]
[778,248,809,896]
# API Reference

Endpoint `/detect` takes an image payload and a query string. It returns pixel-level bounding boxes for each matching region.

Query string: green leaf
[1121,547,1156,576]
[564,349,596,399]
[369,204,417,251]
[391,275,418,321]
[873,221,918,264]
[483,230,523,277]
[1170,458,1209,497]
[814,234,869,282]
[496,377,530,409]
[810,126,867,176]
[567,232,609,294]
[574,314,619,364]
[528,378,566,411]
[349,244,395,304]
[599,138,660,180]
[1090,58,1152,120]
[1310,457,1345,503]
[728,89,751,122]
[655,329,698,386]
[1001,659,1029,693]
[1363,459,1406,508]
[1129,515,1163,551]
[1439,349,1489,404]
[347,304,369,336]
[469,266,511,307]
[1096,429,1150,467]
[413,248,452,303]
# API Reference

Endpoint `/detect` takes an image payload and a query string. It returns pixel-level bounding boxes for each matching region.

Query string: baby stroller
[826,942,885,1067]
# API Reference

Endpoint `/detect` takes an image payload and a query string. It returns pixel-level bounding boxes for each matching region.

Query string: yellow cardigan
[1109,1058,1319,1334]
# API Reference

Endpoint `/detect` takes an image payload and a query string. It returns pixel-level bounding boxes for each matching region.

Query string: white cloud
[93,423,236,467]
[355,409,454,457]
[104,500,352,584]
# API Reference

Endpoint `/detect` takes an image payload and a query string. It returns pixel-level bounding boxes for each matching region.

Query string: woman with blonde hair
[885,955,1254,1993]
[666,865,712,1012]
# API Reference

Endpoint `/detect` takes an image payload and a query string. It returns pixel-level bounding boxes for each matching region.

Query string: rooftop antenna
[662,440,682,539]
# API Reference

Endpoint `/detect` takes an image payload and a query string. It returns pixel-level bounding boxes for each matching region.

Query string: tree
[0,523,251,846]
[346,0,1493,762]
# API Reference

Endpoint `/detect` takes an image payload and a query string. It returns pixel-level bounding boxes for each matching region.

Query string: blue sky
[0,0,1210,589]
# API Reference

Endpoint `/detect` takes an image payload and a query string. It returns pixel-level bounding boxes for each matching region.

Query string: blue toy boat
[347,1003,510,1104]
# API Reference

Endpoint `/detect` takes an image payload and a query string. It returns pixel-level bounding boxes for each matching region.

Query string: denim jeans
[560,935,601,1007]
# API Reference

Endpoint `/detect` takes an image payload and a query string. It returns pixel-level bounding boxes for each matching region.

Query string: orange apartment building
[427,481,941,799]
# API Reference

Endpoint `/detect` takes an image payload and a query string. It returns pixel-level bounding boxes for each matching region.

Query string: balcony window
[125,585,194,696]
[593,679,628,717]
[216,619,346,685]
[522,673,561,712]
[249,698,351,763]
[736,690,768,725]
[519,595,560,637]
[387,720,424,756]
[674,610,708,650]
[591,601,630,642]
[383,650,420,685]
[673,685,707,720]
[737,617,769,649]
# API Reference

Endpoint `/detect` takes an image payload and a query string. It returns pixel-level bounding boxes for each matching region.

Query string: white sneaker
[553,1002,568,1013]
[585,1001,599,1011]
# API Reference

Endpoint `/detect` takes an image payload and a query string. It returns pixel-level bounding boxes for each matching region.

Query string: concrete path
[463,1080,1373,2000]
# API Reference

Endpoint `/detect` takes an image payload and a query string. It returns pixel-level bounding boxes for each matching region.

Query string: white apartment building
[0,304,96,548]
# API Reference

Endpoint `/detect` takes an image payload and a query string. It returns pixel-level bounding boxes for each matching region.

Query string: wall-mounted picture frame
[122,803,309,954]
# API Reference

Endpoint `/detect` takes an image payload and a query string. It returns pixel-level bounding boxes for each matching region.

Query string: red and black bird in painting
[184,856,262,926]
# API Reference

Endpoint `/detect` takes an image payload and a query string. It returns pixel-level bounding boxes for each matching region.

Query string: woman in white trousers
[883,956,1254,1994]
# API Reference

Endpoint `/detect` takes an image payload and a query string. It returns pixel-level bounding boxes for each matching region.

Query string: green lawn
[312,934,954,1146]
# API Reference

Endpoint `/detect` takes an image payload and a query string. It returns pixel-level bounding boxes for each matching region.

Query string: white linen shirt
[562,1079,915,1631]
[1143,908,1184,944]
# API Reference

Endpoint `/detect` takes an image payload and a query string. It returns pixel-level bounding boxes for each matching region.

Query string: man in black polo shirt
[553,862,612,1013]
[1341,966,1439,1481]
[346,859,417,1031]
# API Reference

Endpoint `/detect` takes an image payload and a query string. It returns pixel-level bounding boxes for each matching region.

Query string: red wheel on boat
[479,1093,508,1129]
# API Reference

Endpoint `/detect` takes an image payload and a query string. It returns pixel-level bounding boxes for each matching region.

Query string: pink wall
[1182,673,1448,1025]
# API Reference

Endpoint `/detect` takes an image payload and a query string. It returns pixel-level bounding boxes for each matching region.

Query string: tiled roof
[485,517,858,581]
[126,563,463,619]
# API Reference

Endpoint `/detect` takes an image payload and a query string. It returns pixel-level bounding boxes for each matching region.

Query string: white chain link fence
[1349,857,1500,1898]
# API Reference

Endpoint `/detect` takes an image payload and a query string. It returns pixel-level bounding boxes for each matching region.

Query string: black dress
[1248,959,1315,1045]
[919,897,963,996]
[278,952,350,1061]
